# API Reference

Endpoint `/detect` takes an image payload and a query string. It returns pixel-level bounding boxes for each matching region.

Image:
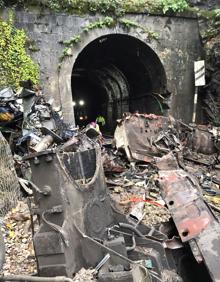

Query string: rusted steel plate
[158,168,213,242]
[157,153,220,281]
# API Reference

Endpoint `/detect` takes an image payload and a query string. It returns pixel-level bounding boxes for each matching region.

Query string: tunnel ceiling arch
[71,34,168,131]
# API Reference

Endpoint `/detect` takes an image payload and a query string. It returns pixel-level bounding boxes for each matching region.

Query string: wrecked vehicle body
[113,113,220,282]
[24,148,174,281]
[22,138,218,282]
[114,113,220,166]
[25,146,182,281]
[114,113,181,163]
[1,91,220,282]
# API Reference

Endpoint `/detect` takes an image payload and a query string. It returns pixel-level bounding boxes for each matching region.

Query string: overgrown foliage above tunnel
[0,12,39,90]
[0,0,189,15]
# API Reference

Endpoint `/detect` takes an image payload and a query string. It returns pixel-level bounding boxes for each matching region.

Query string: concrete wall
[2,9,203,123]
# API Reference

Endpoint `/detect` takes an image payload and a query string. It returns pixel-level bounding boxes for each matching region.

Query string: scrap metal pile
[1,86,220,281]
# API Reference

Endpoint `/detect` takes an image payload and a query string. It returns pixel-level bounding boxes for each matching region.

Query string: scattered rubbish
[0,88,22,124]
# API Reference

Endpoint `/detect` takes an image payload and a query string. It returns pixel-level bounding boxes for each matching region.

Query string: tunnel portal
[71,34,167,132]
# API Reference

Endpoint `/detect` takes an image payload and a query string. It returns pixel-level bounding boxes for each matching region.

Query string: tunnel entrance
[71,34,168,132]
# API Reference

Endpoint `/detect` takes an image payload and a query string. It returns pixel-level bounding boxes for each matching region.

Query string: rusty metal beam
[156,153,220,282]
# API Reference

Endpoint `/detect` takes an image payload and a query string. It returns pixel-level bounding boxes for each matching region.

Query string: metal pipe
[126,234,136,252]
[0,275,73,282]
[95,253,110,272]
[118,222,163,242]
[148,227,156,236]
[118,222,145,238]
[192,86,198,123]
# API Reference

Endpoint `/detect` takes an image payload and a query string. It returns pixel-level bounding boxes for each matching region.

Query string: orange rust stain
[177,213,212,241]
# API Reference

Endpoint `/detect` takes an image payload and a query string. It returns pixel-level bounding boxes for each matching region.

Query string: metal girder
[156,153,220,282]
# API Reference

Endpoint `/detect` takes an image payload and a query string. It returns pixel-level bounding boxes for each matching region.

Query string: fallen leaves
[73,268,96,281]
[2,200,37,275]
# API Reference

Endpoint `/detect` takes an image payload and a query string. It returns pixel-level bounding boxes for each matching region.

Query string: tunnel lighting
[72,101,76,107]
[79,100,85,106]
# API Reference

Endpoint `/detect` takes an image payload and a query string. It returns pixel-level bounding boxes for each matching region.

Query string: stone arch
[58,26,167,127]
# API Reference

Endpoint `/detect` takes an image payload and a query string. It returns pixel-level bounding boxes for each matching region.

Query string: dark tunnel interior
[71,34,168,132]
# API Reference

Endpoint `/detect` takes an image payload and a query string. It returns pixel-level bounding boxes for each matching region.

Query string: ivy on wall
[0,1,191,82]
[0,0,189,16]
[59,16,159,64]
[0,12,39,90]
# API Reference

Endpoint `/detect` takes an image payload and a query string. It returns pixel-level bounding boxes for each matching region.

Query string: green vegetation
[216,9,220,18]
[0,12,39,90]
[45,0,189,15]
[59,16,159,63]
[0,0,191,78]
[160,0,188,13]
[0,0,190,15]
[118,18,159,40]
[190,7,220,48]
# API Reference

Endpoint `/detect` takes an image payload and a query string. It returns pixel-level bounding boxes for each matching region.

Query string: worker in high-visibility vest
[96,115,105,128]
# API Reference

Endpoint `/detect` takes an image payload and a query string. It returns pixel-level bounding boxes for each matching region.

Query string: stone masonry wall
[1,8,203,123]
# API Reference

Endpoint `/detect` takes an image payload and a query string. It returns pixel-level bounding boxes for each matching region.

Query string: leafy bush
[0,0,190,15]
[0,13,39,90]
[160,0,189,13]
[215,9,220,18]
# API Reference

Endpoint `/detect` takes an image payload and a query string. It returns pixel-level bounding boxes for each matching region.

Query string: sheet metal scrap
[114,113,180,163]
[16,89,79,155]
[156,153,220,282]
